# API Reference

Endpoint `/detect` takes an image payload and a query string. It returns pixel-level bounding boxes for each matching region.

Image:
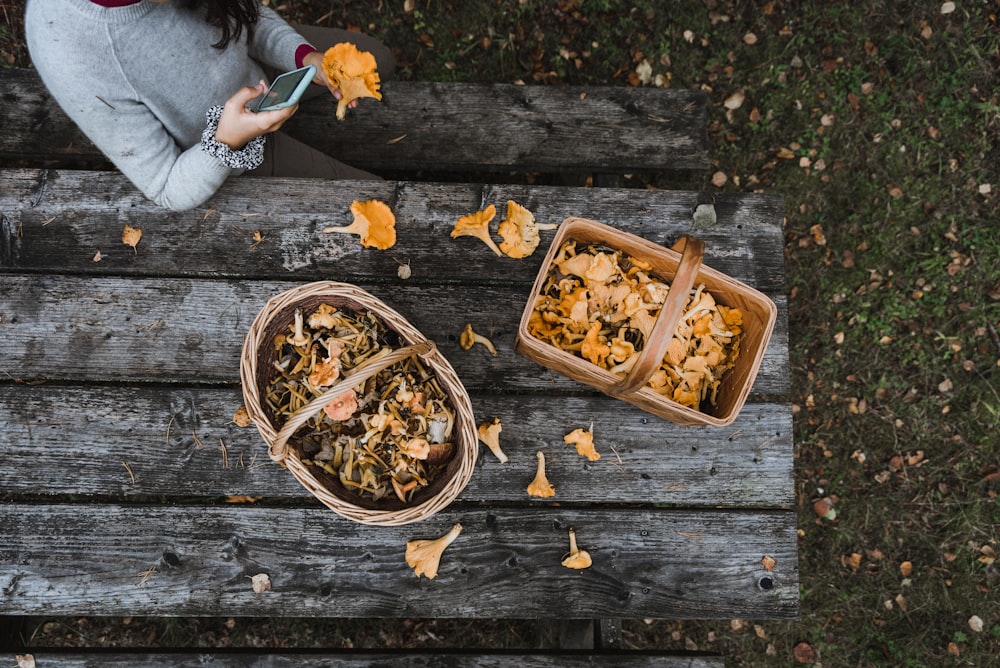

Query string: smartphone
[253,65,316,112]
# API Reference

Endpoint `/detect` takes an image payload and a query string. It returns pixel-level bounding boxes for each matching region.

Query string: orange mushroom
[527,451,556,498]
[497,200,557,259]
[323,389,358,421]
[321,42,383,120]
[323,199,396,250]
[451,205,502,257]
[564,425,600,462]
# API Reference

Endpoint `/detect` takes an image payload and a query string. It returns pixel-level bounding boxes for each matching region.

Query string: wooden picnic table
[0,167,796,636]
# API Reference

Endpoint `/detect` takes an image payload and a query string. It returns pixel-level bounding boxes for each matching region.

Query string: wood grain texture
[0,169,787,293]
[0,275,790,395]
[0,504,799,619]
[15,653,725,668]
[0,385,794,507]
[0,70,708,172]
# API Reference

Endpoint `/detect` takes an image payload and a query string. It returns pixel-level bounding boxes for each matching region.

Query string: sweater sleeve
[249,5,313,73]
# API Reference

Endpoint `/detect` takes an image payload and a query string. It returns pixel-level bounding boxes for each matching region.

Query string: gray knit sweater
[25,0,308,210]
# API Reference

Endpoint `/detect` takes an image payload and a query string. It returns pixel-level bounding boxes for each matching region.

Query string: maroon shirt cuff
[295,43,318,69]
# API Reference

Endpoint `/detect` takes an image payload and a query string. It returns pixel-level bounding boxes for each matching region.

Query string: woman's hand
[301,51,359,111]
[214,80,296,149]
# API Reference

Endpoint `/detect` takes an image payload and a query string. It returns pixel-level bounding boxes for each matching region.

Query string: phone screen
[255,67,312,111]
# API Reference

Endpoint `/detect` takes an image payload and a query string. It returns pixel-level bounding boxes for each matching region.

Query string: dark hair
[179,0,260,50]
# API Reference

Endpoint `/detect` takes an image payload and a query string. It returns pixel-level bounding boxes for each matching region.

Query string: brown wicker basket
[515,217,777,427]
[240,281,477,525]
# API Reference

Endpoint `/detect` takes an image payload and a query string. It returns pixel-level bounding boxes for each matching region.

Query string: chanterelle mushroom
[564,425,600,461]
[322,199,396,250]
[460,323,498,357]
[497,200,558,259]
[477,417,509,463]
[321,42,383,120]
[286,309,311,348]
[451,205,502,257]
[561,527,592,569]
[405,522,463,579]
[527,451,556,498]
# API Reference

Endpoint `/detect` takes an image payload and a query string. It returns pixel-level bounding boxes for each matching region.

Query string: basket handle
[269,340,436,463]
[610,235,705,397]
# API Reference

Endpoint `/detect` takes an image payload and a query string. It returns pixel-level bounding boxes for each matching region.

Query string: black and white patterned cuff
[200,105,266,170]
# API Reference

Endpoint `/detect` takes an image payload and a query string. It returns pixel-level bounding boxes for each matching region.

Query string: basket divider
[611,235,705,397]
[270,340,435,462]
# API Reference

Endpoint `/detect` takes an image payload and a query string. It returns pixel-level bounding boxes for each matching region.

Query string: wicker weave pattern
[240,281,477,525]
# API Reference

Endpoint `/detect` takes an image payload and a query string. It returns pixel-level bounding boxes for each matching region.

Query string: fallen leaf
[711,171,728,187]
[743,32,758,45]
[793,642,817,664]
[947,642,961,657]
[761,555,776,571]
[753,624,767,639]
[968,615,983,632]
[845,552,862,571]
[93,251,103,262]
[724,90,745,110]
[16,655,36,668]
[250,573,271,594]
[225,495,262,503]
[122,225,142,253]
[941,1,956,14]
[895,593,908,612]
[938,378,953,393]
[813,497,836,520]
[900,561,912,577]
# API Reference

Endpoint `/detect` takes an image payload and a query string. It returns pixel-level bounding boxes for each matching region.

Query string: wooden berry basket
[240,281,477,525]
[515,216,777,427]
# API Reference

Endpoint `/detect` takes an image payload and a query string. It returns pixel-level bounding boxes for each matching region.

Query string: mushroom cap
[561,550,593,569]
[322,42,383,120]
[323,389,359,421]
[349,199,396,250]
[498,200,542,258]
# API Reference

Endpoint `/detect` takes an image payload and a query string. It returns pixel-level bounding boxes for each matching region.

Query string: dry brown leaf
[793,642,817,664]
[895,593,908,612]
[900,560,913,577]
[93,251,103,262]
[122,225,142,253]
[711,171,728,186]
[968,615,983,632]
[761,555,776,571]
[724,90,745,110]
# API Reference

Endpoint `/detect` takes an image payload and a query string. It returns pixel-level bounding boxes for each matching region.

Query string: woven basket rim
[239,281,478,526]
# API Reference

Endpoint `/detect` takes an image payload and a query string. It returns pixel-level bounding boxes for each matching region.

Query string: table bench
[0,67,794,666]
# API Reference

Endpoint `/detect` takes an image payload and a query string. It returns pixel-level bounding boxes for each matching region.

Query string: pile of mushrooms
[264,304,456,504]
[528,240,744,411]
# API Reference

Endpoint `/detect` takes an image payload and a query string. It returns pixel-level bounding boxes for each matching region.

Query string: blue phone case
[254,65,316,112]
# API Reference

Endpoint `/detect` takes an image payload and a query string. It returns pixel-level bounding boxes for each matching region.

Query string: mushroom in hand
[405,522,463,579]
[450,205,502,257]
[527,451,555,498]
[477,417,508,463]
[323,199,396,250]
[561,527,592,569]
[321,42,383,120]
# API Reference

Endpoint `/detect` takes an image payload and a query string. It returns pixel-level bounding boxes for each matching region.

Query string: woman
[25,0,395,211]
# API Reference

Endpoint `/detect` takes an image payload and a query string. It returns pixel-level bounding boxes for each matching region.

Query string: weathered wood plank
[0,69,709,172]
[0,169,786,294]
[0,504,799,619]
[0,385,794,508]
[12,653,725,668]
[0,275,789,395]
[0,273,789,398]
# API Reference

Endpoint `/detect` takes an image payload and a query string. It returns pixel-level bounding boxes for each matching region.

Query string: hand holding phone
[253,65,316,112]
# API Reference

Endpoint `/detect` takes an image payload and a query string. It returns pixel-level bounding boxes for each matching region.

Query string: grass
[3,0,999,665]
